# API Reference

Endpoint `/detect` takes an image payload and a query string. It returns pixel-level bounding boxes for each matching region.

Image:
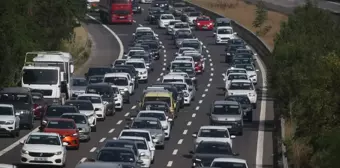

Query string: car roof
[121,129,151,133]
[199,125,229,130]
[212,157,247,164]
[145,92,171,97]
[0,104,14,108]
[30,132,60,136]
[138,110,165,114]
[119,136,146,141]
[0,87,31,94]
[213,100,239,106]
[216,18,232,22]
[126,59,145,63]
[171,60,192,63]
[77,93,101,97]
[61,113,86,117]
[104,73,129,77]
[230,79,252,83]
[65,100,92,104]
[217,26,233,29]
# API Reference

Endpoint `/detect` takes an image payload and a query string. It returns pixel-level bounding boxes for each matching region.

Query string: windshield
[189,12,200,16]
[227,70,247,75]
[218,28,233,34]
[136,32,153,37]
[144,96,171,106]
[77,96,101,104]
[72,78,87,86]
[169,21,180,25]
[0,107,13,115]
[64,102,94,111]
[114,60,126,66]
[26,135,60,145]
[171,62,192,69]
[22,69,58,85]
[182,42,200,49]
[173,84,187,91]
[228,74,248,80]
[97,149,135,163]
[229,82,253,90]
[176,57,192,61]
[196,142,233,154]
[131,120,162,129]
[89,76,104,84]
[46,120,75,129]
[235,64,255,71]
[105,142,137,155]
[104,77,128,86]
[161,15,174,19]
[163,79,183,83]
[236,50,252,54]
[198,129,229,138]
[126,62,145,69]
[197,17,210,21]
[45,107,76,117]
[226,96,250,105]
[139,113,166,121]
[233,59,252,65]
[213,104,240,115]
[88,68,112,77]
[179,48,195,53]
[174,3,186,7]
[121,132,150,141]
[177,33,194,39]
[174,24,190,28]
[128,50,146,56]
[86,87,112,98]
[230,46,245,52]
[143,103,168,111]
[61,115,87,124]
[211,162,247,168]
[0,93,29,104]
[234,54,252,59]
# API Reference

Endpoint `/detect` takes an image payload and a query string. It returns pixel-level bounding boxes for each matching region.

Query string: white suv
[0,104,20,137]
[126,59,149,83]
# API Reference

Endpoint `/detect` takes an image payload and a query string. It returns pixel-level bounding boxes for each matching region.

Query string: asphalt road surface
[0,3,274,168]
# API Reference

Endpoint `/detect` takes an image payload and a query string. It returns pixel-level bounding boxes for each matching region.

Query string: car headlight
[151,15,155,18]
[163,125,168,130]
[138,6,141,9]
[120,91,125,94]
[103,101,108,104]
[54,151,62,155]
[197,23,200,25]
[21,150,29,154]
[5,120,14,125]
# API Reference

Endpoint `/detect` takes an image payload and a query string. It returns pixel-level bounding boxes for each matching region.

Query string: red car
[195,16,214,30]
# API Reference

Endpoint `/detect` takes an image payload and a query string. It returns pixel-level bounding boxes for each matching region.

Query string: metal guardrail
[182,1,288,168]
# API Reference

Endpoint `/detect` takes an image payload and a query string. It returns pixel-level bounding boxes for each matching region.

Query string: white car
[192,126,235,149]
[119,136,155,166]
[224,72,249,89]
[171,82,195,105]
[180,39,203,54]
[112,85,124,110]
[167,20,181,34]
[172,22,191,35]
[133,27,158,38]
[210,158,249,168]
[174,56,194,62]
[0,104,20,137]
[126,59,149,83]
[119,129,156,162]
[175,47,197,56]
[226,80,257,108]
[225,67,247,76]
[136,110,173,139]
[103,72,135,95]
[125,50,146,59]
[158,14,175,28]
[20,132,67,167]
[64,100,97,132]
[183,12,201,25]
[77,94,107,121]
[214,26,237,44]
[234,64,259,85]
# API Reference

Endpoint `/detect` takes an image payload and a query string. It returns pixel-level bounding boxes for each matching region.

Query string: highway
[0,3,274,168]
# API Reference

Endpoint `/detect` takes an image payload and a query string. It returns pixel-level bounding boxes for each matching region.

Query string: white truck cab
[103,73,135,95]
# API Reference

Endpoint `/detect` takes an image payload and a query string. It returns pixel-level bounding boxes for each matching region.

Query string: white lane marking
[108,128,115,133]
[195,106,200,110]
[162,45,165,49]
[183,130,188,135]
[208,54,211,58]
[160,41,163,44]
[210,73,214,76]
[160,73,164,76]
[187,121,192,126]
[99,138,106,142]
[203,45,206,48]
[205,88,208,92]
[116,120,123,125]
[0,127,39,157]
[80,157,87,163]
[177,139,183,144]
[198,100,203,104]
[172,149,178,155]
[164,54,167,57]
[207,83,211,87]
[131,105,136,110]
[90,147,97,152]
[209,78,212,82]
[209,58,212,62]
[162,67,166,71]
[124,112,130,117]
[164,58,167,62]
[164,50,166,53]
[192,113,196,118]
[210,63,213,66]
[157,78,160,81]
[206,50,209,53]
[87,15,124,59]
[163,63,166,66]
[202,94,206,97]
[211,68,214,71]
[138,24,143,27]
[167,161,173,167]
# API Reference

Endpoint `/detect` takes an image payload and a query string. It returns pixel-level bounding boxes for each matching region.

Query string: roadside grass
[186,0,288,49]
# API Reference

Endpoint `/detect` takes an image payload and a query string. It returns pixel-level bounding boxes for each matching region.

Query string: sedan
[195,16,214,30]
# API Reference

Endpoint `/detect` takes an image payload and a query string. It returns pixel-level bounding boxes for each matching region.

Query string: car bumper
[196,25,213,30]
[21,153,64,166]
[96,110,105,119]
[249,96,257,104]
[216,39,230,44]
[111,19,133,24]
[0,125,16,135]
[140,158,151,168]
[210,120,243,133]
[195,66,204,73]
[138,74,148,80]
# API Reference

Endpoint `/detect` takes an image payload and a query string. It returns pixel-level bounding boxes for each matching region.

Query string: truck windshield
[22,69,58,85]
[34,62,68,82]
[112,0,130,4]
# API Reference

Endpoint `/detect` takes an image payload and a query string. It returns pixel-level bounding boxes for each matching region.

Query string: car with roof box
[84,67,112,81]
[0,87,34,129]
[61,113,91,141]
[64,100,97,132]
[70,77,88,98]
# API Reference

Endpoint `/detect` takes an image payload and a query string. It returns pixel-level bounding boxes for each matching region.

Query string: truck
[98,0,133,24]
[24,51,74,102]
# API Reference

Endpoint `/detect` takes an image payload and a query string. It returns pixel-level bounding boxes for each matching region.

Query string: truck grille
[29,152,54,157]
[31,89,52,96]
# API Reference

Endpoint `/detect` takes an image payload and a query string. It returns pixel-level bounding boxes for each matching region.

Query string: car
[225,95,253,121]
[190,141,239,167]
[139,101,171,116]
[141,89,179,117]
[234,49,257,67]
[180,39,203,54]
[112,65,139,88]
[111,59,126,68]
[182,11,201,26]
[132,1,142,13]
[31,92,47,119]
[172,67,197,83]
[192,126,235,149]
[0,87,34,129]
[174,32,196,48]
[20,132,67,167]
[142,40,162,60]
[224,72,249,89]
[175,47,197,57]
[170,82,195,105]
[133,27,158,40]
[70,77,88,98]
[85,67,112,81]
[95,147,143,166]
[61,113,91,141]
[195,15,214,30]
[147,8,166,24]
[88,75,104,84]
[41,105,79,127]
[41,118,80,149]
[171,2,187,16]
[85,83,117,112]
[0,164,17,168]
[167,20,181,34]
[135,110,173,139]
[233,64,259,85]
[0,104,20,137]
[119,136,154,166]
[172,22,192,36]
[227,38,246,47]
[77,94,109,121]
[158,14,176,28]
[103,139,140,159]
[64,100,97,132]
[210,158,249,168]
[182,52,205,73]
[214,26,237,44]
[126,59,149,83]
[226,80,257,109]
[214,17,232,29]
[110,85,124,110]
[103,72,135,98]
[126,117,165,149]
[119,129,156,160]
[225,44,246,63]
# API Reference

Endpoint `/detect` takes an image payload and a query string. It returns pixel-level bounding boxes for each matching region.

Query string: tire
[252,103,257,109]
[248,113,253,122]
[238,130,243,136]
[159,145,165,150]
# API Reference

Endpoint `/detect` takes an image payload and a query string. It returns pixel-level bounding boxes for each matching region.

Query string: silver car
[208,100,244,135]
[70,77,88,98]
[60,113,91,141]
[127,117,165,149]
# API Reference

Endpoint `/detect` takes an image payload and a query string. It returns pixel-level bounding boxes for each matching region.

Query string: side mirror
[20,140,25,144]
[192,134,197,138]
[70,64,74,73]
[62,142,68,146]
[95,108,100,111]
[256,69,260,72]
[167,118,173,122]
[231,135,236,139]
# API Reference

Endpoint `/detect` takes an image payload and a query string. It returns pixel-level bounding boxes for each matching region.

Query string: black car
[226,39,246,48]
[0,87,34,129]
[141,40,161,60]
[151,1,169,10]
[147,8,166,24]
[190,141,239,167]
[85,67,113,81]
[171,2,186,16]
[224,44,246,63]
[85,83,116,115]
[113,65,139,88]
[225,95,253,121]
[132,2,142,14]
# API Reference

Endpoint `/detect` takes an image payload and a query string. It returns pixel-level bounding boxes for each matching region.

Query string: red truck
[99,0,133,24]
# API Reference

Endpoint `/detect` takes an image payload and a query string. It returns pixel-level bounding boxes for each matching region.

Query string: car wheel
[252,103,257,109]
[158,145,165,150]
[239,130,243,136]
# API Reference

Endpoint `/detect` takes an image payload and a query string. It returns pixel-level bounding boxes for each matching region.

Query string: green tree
[252,1,271,36]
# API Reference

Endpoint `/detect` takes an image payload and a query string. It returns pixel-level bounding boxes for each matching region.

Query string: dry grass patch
[188,0,288,49]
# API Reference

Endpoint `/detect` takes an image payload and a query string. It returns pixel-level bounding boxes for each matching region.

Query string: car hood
[135,68,147,72]
[0,115,15,121]
[79,110,95,116]
[44,128,76,136]
[211,114,242,121]
[135,128,162,136]
[23,144,62,153]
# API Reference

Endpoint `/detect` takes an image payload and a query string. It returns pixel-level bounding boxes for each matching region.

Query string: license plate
[34,157,47,161]
[120,16,125,19]
[203,26,208,29]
